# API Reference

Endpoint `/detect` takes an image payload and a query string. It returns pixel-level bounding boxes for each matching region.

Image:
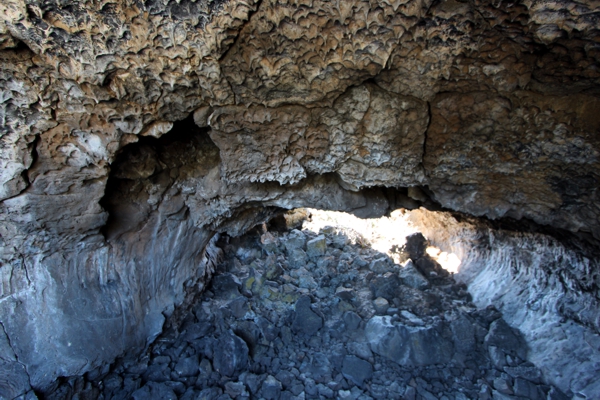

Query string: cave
[0,0,599,399]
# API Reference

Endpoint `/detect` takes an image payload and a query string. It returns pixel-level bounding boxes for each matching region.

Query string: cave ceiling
[0,0,599,393]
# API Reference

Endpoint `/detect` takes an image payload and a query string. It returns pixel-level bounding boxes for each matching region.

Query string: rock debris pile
[46,211,569,400]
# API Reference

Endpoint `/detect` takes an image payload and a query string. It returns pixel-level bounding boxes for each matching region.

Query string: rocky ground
[44,210,570,400]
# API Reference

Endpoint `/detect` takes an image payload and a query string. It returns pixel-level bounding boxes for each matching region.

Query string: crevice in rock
[218,0,264,62]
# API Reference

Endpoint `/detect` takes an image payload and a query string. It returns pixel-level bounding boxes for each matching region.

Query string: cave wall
[0,0,599,396]
[409,209,600,398]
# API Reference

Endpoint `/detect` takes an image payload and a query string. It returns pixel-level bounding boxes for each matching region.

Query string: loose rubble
[46,212,570,400]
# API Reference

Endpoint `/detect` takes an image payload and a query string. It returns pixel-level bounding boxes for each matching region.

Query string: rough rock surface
[0,0,599,396]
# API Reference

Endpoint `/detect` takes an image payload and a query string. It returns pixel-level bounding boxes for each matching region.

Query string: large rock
[212,331,249,377]
[366,316,454,366]
[292,296,323,336]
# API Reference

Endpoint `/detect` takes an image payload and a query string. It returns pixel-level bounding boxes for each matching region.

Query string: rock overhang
[0,0,599,396]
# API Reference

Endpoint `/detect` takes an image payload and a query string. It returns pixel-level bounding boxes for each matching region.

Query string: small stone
[288,249,308,268]
[347,342,373,360]
[398,260,429,290]
[224,381,248,398]
[336,286,354,301]
[342,355,373,387]
[292,295,323,336]
[493,376,513,395]
[261,375,282,400]
[369,273,401,301]
[343,311,362,330]
[546,386,570,400]
[513,378,539,399]
[503,365,542,384]
[306,235,327,259]
[132,382,177,400]
[373,297,390,315]
[404,386,417,400]
[370,258,391,273]
[173,355,199,377]
[316,383,333,397]
[260,231,280,253]
[284,229,307,253]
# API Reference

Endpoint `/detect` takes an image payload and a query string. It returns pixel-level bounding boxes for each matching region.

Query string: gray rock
[288,249,309,268]
[373,297,390,315]
[546,386,570,400]
[197,387,224,399]
[261,375,282,400]
[451,313,476,353]
[292,296,323,336]
[489,346,507,370]
[485,319,528,360]
[0,360,31,399]
[284,230,307,253]
[403,386,417,400]
[370,258,392,274]
[174,355,200,377]
[132,382,177,400]
[347,342,373,360]
[513,378,539,399]
[369,273,401,301]
[493,376,514,395]
[213,331,249,377]
[306,235,327,259]
[503,365,542,384]
[344,311,362,331]
[366,316,454,366]
[398,261,429,290]
[342,355,373,387]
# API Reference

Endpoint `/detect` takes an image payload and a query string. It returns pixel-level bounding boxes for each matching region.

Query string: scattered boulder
[261,375,282,400]
[306,235,327,259]
[366,316,454,366]
[292,296,323,336]
[398,260,430,290]
[212,331,249,377]
[342,355,373,387]
[485,319,528,360]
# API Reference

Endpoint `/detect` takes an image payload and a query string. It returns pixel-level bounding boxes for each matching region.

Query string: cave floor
[46,210,569,400]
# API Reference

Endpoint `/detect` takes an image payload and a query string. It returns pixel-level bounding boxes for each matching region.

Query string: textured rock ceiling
[0,0,599,395]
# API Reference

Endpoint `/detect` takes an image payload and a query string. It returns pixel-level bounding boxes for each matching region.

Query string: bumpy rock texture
[0,0,599,397]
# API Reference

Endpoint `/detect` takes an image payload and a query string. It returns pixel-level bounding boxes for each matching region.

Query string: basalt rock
[0,0,599,396]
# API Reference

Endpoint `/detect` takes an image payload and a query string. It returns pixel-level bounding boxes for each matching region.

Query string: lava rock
[398,260,430,290]
[212,331,249,377]
[132,382,177,400]
[369,272,401,301]
[404,233,427,260]
[292,296,323,336]
[343,311,362,331]
[261,375,282,400]
[173,355,199,378]
[451,313,476,353]
[342,355,373,387]
[485,319,527,360]
[284,230,307,253]
[366,316,454,366]
[306,235,327,259]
